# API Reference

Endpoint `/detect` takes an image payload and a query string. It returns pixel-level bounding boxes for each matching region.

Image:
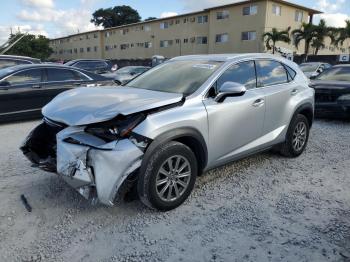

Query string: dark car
[299,62,332,78]
[310,64,350,118]
[0,64,115,123]
[65,59,117,74]
[0,55,41,69]
[102,66,151,85]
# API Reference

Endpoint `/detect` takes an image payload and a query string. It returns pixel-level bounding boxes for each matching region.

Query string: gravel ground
[0,119,349,262]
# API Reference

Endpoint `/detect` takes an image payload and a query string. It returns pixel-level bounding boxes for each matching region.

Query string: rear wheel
[280,114,310,157]
[137,141,197,211]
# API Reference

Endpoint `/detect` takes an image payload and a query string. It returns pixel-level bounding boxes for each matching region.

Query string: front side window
[126,60,223,96]
[5,69,42,85]
[47,68,88,82]
[217,61,257,90]
[316,67,350,81]
[256,60,288,86]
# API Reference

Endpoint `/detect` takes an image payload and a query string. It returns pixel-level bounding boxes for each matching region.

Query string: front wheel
[137,141,197,211]
[280,114,310,157]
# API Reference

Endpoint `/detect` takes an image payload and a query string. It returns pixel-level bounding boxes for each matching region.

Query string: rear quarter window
[284,65,297,81]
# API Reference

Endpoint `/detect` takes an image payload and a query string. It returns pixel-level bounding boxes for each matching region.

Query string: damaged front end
[20,114,151,206]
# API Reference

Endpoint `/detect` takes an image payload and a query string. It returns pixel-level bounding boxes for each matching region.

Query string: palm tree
[312,19,330,55]
[335,20,350,51]
[292,23,316,60]
[262,27,291,54]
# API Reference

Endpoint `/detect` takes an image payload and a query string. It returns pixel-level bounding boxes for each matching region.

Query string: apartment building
[50,0,347,61]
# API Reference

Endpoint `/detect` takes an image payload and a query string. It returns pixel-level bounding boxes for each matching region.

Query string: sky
[0,0,350,43]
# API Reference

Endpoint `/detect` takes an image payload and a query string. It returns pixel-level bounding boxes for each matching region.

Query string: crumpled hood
[42,87,183,126]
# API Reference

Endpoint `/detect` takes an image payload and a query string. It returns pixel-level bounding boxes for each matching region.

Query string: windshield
[316,67,350,81]
[299,63,319,73]
[126,60,222,95]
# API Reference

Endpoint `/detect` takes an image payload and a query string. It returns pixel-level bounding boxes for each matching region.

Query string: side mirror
[215,82,247,103]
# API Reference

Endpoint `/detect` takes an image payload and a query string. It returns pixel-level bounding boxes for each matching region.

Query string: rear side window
[0,59,31,69]
[47,68,89,82]
[217,61,257,89]
[285,65,296,81]
[256,60,288,86]
[6,69,42,85]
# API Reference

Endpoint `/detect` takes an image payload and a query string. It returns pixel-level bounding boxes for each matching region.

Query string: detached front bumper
[22,123,144,206]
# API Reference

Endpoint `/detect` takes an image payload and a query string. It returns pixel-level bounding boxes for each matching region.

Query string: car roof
[67,59,109,63]
[0,55,41,63]
[2,64,81,70]
[170,53,289,62]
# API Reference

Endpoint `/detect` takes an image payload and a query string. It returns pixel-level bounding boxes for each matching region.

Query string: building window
[183,18,187,23]
[190,17,196,23]
[175,39,180,44]
[217,10,229,20]
[215,33,229,43]
[160,40,173,48]
[105,32,112,38]
[295,10,303,22]
[243,5,258,16]
[74,48,77,54]
[120,44,129,50]
[242,31,256,41]
[272,4,282,15]
[160,22,169,29]
[184,38,188,43]
[145,25,151,31]
[175,19,180,24]
[86,34,90,40]
[79,48,84,53]
[197,15,208,24]
[145,42,152,48]
[93,33,98,38]
[87,47,91,52]
[94,46,98,52]
[197,36,208,44]
[105,45,110,51]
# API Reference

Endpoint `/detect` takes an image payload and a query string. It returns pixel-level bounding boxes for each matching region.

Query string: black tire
[280,114,310,157]
[137,141,197,211]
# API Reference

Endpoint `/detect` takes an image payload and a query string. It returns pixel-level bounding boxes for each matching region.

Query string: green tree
[262,27,291,54]
[335,20,350,50]
[6,33,53,60]
[91,5,141,28]
[312,19,330,55]
[292,23,316,59]
[144,17,157,21]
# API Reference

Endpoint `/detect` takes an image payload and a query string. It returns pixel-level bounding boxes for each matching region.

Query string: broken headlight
[85,114,145,142]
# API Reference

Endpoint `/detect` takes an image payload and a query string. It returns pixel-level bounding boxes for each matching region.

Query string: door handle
[32,84,41,88]
[253,98,265,107]
[291,89,299,96]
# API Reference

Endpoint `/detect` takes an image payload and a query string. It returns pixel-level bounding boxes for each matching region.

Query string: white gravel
[0,119,349,262]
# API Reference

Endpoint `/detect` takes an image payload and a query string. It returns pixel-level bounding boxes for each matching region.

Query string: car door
[255,59,298,139]
[41,68,92,106]
[0,68,45,117]
[203,60,266,166]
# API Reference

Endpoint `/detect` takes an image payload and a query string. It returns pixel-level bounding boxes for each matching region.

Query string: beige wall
[49,0,349,61]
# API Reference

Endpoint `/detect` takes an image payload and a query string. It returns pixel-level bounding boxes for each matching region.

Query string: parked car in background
[65,59,118,74]
[0,64,115,122]
[0,55,41,69]
[310,64,350,118]
[21,54,314,211]
[299,62,332,78]
[103,66,151,85]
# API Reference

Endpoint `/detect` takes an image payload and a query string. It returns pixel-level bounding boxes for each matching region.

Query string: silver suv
[21,54,314,211]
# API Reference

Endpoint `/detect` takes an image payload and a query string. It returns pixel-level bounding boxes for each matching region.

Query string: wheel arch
[140,128,208,176]
[292,102,314,128]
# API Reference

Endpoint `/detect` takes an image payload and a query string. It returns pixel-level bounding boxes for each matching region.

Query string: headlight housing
[85,114,145,142]
[338,94,350,101]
